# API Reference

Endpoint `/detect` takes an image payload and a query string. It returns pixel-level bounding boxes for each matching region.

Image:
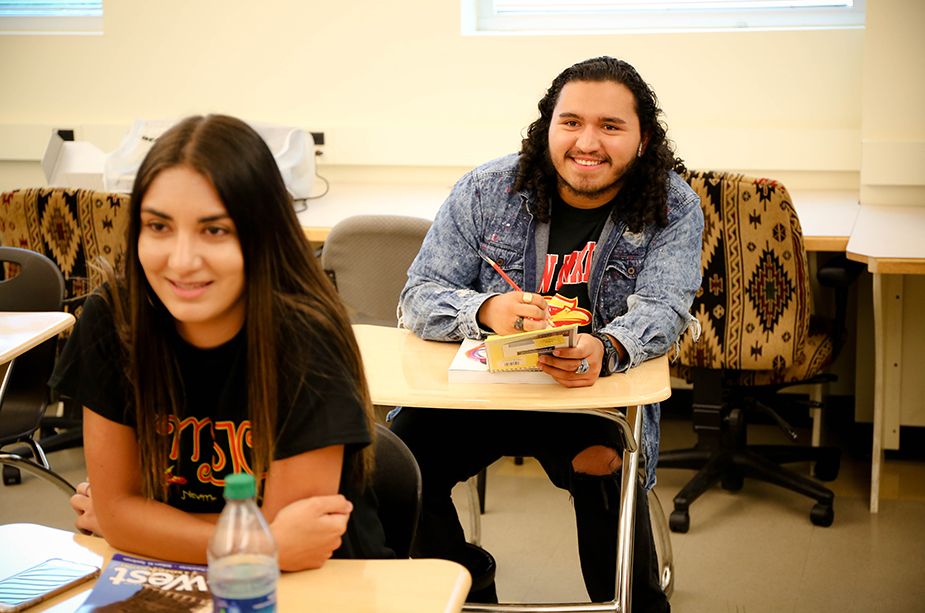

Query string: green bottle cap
[223,473,256,500]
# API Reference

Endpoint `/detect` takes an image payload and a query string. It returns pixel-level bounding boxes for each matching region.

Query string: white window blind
[1,0,103,34]
[494,1,854,11]
[469,0,864,33]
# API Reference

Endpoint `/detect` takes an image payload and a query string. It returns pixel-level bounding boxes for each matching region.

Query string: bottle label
[213,591,276,613]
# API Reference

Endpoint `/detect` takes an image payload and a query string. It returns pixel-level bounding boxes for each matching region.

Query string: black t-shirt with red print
[541,193,614,332]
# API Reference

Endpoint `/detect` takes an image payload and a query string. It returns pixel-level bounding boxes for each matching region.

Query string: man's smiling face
[547,80,645,209]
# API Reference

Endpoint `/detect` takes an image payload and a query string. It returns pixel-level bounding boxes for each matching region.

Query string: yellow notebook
[484,324,579,372]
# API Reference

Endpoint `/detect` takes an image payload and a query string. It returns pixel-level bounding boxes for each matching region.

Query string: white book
[448,338,559,384]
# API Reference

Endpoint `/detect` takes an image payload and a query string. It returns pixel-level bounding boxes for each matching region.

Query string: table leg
[870,272,904,513]
[0,360,12,402]
[462,406,641,613]
[616,405,642,613]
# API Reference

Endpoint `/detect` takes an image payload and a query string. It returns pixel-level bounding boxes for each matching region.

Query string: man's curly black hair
[514,56,685,233]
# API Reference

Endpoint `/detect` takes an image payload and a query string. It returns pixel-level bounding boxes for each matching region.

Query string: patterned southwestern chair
[658,171,860,533]
[0,187,130,484]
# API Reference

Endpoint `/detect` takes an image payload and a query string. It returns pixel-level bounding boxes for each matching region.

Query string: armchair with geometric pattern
[658,171,860,533]
[0,187,130,484]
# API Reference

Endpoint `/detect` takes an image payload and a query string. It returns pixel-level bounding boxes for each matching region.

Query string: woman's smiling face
[137,165,246,348]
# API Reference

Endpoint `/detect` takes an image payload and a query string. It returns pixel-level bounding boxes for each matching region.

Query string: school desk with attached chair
[352,324,673,613]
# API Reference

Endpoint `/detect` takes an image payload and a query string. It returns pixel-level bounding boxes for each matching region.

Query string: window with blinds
[1,0,103,34]
[468,0,864,33]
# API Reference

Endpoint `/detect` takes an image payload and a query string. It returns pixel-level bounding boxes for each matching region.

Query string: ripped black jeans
[390,407,669,613]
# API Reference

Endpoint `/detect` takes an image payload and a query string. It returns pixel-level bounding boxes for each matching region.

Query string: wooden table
[353,324,672,613]
[297,182,451,243]
[0,311,76,494]
[846,204,925,513]
[788,189,860,252]
[0,523,471,613]
[295,182,860,253]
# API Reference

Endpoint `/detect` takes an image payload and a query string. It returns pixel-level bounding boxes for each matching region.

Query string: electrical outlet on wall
[310,131,326,162]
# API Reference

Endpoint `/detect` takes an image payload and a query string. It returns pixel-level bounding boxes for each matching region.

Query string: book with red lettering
[77,553,212,613]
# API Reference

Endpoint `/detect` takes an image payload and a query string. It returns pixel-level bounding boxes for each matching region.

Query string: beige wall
[0,0,865,190]
[3,1,925,424]
[860,0,925,206]
[852,0,925,433]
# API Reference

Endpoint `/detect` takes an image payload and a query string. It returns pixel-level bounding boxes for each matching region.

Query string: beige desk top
[297,181,860,253]
[297,182,451,243]
[846,205,925,274]
[353,324,671,410]
[0,523,470,613]
[788,189,860,252]
[0,311,75,364]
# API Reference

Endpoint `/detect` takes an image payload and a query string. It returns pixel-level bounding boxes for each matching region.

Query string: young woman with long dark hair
[52,114,391,569]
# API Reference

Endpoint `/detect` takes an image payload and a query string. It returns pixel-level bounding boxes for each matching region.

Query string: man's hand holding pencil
[476,252,552,335]
[477,289,551,336]
[474,250,621,387]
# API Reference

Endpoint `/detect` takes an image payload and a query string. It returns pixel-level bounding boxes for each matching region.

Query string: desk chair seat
[0,187,130,484]
[0,247,74,495]
[321,215,433,327]
[659,171,861,533]
[674,316,835,388]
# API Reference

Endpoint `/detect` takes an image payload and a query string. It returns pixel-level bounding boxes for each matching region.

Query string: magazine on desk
[77,554,213,613]
[448,323,579,384]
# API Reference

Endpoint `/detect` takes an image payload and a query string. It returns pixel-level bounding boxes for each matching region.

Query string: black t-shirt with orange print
[50,289,392,559]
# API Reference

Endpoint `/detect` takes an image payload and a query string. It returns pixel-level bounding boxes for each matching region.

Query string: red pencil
[477,251,523,292]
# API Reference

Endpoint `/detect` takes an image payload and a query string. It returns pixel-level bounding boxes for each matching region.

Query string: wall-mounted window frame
[463,0,865,35]
[0,1,102,35]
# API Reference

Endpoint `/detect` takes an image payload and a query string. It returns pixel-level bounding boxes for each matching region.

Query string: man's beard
[560,173,624,201]
[558,156,635,202]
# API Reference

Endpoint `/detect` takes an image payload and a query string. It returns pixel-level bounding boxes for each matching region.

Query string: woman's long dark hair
[110,115,375,501]
[514,56,686,233]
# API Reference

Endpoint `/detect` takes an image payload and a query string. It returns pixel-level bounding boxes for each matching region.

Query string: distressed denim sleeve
[397,172,499,341]
[604,184,704,371]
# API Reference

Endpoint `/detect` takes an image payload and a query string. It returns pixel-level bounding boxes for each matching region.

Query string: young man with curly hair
[393,57,703,611]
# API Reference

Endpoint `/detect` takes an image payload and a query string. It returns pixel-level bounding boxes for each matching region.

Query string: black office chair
[0,188,132,479]
[371,424,423,559]
[659,171,863,533]
[0,247,75,495]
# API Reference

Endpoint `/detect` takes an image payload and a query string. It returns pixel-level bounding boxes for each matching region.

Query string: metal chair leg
[648,488,674,600]
[0,453,76,496]
[467,475,482,547]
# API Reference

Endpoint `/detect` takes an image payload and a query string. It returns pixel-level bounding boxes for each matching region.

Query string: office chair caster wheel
[669,509,690,533]
[813,456,840,482]
[721,473,744,492]
[2,465,22,486]
[810,503,834,527]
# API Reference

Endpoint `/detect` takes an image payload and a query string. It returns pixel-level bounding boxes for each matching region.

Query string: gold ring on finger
[522,292,532,304]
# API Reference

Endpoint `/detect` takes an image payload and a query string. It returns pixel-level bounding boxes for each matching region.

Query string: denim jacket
[397,153,704,488]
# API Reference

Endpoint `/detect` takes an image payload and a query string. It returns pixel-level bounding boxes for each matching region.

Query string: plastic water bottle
[208,472,280,613]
